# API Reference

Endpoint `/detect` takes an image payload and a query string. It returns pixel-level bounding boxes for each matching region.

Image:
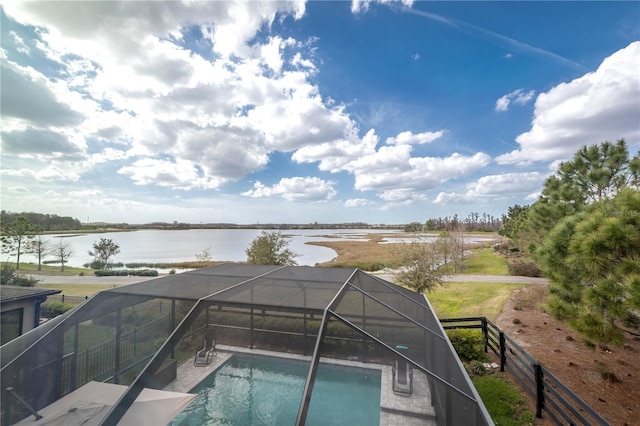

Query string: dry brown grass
[310,233,403,269]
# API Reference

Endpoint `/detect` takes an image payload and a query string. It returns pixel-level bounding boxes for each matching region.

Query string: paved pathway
[31,273,548,286]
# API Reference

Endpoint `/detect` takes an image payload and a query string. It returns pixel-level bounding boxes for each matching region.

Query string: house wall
[1,299,38,334]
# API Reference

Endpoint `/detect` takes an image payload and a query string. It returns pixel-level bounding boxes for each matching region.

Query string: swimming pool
[170,355,381,425]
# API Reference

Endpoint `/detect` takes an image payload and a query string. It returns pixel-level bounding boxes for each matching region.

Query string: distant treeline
[1,212,402,232]
[1,211,83,232]
[105,221,402,230]
[406,212,502,232]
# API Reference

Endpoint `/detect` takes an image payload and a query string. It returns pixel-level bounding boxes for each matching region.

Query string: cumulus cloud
[0,59,84,127]
[497,42,640,165]
[242,177,337,201]
[118,158,227,190]
[434,172,546,204]
[1,128,83,157]
[385,130,445,145]
[1,1,358,191]
[1,165,81,182]
[351,151,491,192]
[495,88,535,112]
[345,198,374,207]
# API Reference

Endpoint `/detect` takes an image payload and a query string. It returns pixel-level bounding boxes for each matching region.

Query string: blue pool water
[170,355,381,425]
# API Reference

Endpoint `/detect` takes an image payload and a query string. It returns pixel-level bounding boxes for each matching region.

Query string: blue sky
[1,1,639,225]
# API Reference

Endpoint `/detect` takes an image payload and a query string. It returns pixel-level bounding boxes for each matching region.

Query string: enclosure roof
[103,264,394,311]
[0,285,61,305]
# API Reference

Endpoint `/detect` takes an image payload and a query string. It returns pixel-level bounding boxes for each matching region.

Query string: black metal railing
[440,316,610,425]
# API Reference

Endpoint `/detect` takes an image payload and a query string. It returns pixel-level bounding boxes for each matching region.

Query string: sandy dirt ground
[496,285,640,426]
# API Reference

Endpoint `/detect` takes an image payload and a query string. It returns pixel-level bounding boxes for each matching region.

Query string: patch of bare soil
[496,286,640,426]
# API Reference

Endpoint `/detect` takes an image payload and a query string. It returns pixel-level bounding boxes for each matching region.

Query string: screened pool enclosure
[1,264,492,425]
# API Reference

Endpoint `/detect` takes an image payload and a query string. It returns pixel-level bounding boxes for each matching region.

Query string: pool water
[170,355,381,425]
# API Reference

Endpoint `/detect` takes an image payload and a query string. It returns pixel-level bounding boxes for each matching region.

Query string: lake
[15,229,398,268]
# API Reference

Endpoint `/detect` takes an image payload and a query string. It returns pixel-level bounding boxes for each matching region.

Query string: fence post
[534,363,545,418]
[481,317,488,353]
[499,331,506,372]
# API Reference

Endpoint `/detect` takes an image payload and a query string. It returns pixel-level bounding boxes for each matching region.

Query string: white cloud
[497,42,640,165]
[2,1,360,192]
[434,172,546,204]
[1,165,81,182]
[0,59,85,127]
[9,31,30,55]
[68,189,103,197]
[351,151,491,192]
[385,130,445,145]
[345,198,373,207]
[118,158,227,190]
[495,95,511,112]
[495,88,535,112]
[292,128,378,173]
[351,0,414,14]
[242,177,337,201]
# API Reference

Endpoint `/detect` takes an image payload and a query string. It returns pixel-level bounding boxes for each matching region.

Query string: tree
[436,231,465,274]
[245,231,298,265]
[404,222,423,232]
[537,188,640,345]
[195,247,213,262]
[499,204,531,251]
[52,240,75,272]
[29,235,51,271]
[393,236,448,294]
[1,216,41,269]
[88,237,120,270]
[514,140,640,254]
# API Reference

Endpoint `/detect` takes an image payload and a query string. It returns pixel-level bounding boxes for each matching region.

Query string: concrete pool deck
[163,344,437,425]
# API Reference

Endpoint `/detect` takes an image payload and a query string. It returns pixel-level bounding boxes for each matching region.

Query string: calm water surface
[17,229,397,268]
[170,355,381,426]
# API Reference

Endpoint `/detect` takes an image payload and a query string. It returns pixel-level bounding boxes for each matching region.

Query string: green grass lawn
[5,262,95,276]
[427,282,524,322]
[463,248,508,275]
[37,283,124,297]
[473,375,535,426]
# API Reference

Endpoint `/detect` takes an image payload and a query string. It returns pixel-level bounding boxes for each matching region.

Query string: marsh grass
[312,233,403,270]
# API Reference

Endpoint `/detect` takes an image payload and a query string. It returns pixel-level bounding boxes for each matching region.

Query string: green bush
[470,360,486,376]
[0,263,39,286]
[446,329,488,362]
[94,269,158,277]
[41,301,74,318]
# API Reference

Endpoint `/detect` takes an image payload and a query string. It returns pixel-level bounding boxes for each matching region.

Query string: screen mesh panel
[2,264,490,426]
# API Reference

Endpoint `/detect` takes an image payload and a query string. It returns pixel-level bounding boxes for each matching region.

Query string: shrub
[41,301,74,318]
[94,269,158,277]
[471,360,486,376]
[446,329,488,362]
[507,261,543,277]
[0,263,39,286]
